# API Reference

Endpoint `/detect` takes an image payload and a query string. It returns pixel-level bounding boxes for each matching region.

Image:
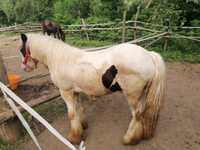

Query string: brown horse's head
[19,34,38,72]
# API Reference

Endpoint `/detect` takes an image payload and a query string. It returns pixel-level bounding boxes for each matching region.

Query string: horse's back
[83,43,155,81]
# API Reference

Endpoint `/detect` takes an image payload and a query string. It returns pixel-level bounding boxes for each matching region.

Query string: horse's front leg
[60,89,85,144]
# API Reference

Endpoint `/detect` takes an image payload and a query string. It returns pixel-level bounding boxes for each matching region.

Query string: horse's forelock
[19,34,28,57]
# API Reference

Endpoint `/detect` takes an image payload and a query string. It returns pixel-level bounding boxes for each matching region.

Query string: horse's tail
[140,51,166,139]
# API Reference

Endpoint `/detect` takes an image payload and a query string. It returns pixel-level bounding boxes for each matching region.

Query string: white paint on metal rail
[0,82,86,150]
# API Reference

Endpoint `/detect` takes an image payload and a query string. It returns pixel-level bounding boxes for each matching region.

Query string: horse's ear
[21,33,27,43]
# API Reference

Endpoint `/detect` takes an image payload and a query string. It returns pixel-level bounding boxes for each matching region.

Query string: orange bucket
[8,74,21,90]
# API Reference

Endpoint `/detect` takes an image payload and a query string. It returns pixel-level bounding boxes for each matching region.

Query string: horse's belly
[54,63,106,95]
[73,70,106,96]
[51,74,73,90]
[73,84,106,96]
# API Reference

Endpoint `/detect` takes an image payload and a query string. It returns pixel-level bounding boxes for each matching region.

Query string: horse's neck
[31,41,83,69]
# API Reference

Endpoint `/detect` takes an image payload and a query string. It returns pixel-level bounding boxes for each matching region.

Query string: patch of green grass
[153,49,200,63]
[65,37,113,48]
[33,97,66,117]
[0,139,10,150]
[0,139,23,150]
[0,32,18,37]
[22,97,66,124]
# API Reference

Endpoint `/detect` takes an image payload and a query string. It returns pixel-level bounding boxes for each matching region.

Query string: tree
[0,0,15,24]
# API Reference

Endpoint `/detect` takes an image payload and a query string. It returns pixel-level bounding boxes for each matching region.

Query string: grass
[0,32,18,37]
[65,37,114,48]
[151,46,200,63]
[160,50,200,63]
[0,139,23,150]
[0,140,10,150]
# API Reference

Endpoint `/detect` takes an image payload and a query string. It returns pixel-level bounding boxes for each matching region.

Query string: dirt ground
[0,35,200,150]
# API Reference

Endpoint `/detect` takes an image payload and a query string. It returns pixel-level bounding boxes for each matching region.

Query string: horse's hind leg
[123,82,145,145]
[53,33,56,38]
[57,30,61,39]
[60,89,85,144]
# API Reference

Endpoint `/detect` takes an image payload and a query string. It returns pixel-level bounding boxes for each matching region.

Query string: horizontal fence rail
[0,20,199,43]
[0,20,200,32]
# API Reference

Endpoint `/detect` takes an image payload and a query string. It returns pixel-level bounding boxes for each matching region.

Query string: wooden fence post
[122,10,127,43]
[164,19,170,51]
[81,18,89,40]
[134,5,141,40]
[0,52,23,143]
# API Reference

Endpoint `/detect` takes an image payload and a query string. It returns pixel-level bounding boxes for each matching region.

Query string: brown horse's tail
[140,52,166,139]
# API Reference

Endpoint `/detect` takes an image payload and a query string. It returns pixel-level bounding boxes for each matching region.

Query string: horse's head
[19,34,38,72]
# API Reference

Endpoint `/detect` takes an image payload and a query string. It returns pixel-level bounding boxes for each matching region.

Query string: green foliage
[53,0,91,24]
[0,0,15,24]
[0,0,199,27]
[53,0,74,24]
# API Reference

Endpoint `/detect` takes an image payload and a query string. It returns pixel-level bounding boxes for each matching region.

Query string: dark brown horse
[41,20,65,41]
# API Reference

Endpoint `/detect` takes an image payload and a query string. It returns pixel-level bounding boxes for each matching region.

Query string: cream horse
[19,33,166,145]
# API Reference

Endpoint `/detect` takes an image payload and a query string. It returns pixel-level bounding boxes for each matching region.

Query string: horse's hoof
[122,121,143,145]
[82,120,88,129]
[122,135,141,145]
[67,131,82,145]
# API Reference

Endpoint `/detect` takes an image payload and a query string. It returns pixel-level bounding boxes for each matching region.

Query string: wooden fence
[0,21,199,48]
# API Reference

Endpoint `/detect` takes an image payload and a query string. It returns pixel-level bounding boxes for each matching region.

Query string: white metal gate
[0,81,85,150]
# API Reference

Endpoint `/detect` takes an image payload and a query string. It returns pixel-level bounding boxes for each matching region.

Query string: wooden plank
[0,52,8,85]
